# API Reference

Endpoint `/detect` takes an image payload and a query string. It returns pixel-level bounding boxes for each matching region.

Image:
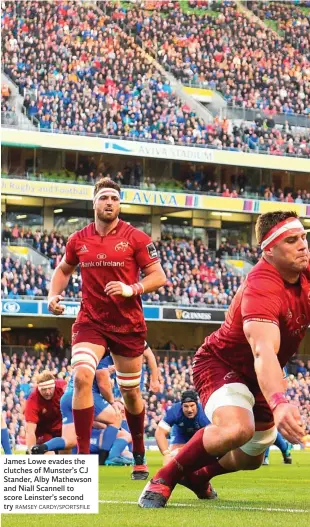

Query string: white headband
[38,380,55,390]
[93,188,120,205]
[261,218,305,250]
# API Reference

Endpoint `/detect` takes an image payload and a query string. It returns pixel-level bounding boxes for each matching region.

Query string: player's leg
[1,413,12,454]
[262,446,270,465]
[105,428,133,466]
[273,431,293,464]
[178,398,277,493]
[71,340,106,454]
[183,426,276,492]
[110,351,147,479]
[93,394,121,463]
[139,382,257,508]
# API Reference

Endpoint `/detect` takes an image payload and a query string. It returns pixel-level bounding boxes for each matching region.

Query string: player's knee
[74,368,94,392]
[224,423,255,449]
[119,385,141,401]
[110,412,122,428]
[243,457,263,470]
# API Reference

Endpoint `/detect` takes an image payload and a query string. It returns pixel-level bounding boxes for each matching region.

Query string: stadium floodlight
[16,214,27,219]
[54,208,63,213]
[68,218,79,223]
[161,216,168,221]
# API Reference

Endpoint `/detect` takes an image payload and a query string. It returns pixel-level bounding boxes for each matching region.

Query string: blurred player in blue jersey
[31,354,121,463]
[155,390,217,499]
[262,431,293,465]
[1,414,12,454]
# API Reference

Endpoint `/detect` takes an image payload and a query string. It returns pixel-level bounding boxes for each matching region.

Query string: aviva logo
[103,141,131,152]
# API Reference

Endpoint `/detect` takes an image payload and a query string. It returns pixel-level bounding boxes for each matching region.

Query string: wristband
[131,282,144,296]
[269,392,288,412]
[163,449,170,455]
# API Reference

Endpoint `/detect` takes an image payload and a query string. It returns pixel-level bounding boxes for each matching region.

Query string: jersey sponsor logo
[146,242,158,259]
[97,253,107,260]
[115,241,129,252]
[81,260,124,268]
[77,244,89,255]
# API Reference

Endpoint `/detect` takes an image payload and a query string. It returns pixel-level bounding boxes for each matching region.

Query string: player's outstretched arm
[96,369,115,405]
[144,346,160,393]
[244,321,305,444]
[155,422,171,460]
[48,258,76,315]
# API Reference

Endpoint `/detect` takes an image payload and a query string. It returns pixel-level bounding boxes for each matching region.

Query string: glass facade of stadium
[2,144,310,248]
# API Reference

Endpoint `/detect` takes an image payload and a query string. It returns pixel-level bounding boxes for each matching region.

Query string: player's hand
[48,295,65,315]
[149,378,160,393]
[104,281,133,297]
[163,452,173,465]
[111,402,122,416]
[108,365,116,375]
[163,448,179,465]
[273,403,305,444]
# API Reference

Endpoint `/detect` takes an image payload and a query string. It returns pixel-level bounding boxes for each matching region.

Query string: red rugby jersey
[24,379,66,438]
[65,220,159,332]
[196,258,310,381]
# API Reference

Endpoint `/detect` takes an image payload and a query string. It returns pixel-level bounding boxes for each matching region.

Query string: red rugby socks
[187,461,231,487]
[155,428,217,488]
[73,405,94,454]
[125,407,145,457]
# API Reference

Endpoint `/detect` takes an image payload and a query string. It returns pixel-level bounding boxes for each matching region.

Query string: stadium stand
[110,0,310,116]
[1,1,309,156]
[1,349,309,447]
[2,229,263,306]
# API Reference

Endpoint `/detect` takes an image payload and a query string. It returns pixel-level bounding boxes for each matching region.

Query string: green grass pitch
[2,451,309,527]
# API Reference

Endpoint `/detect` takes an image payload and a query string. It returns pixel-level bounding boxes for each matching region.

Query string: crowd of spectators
[183,176,310,203]
[251,1,310,58]
[2,227,262,307]
[2,349,309,448]
[1,1,309,157]
[111,0,310,116]
[1,1,219,146]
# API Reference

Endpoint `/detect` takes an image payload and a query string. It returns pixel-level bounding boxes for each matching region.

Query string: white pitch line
[99,500,308,513]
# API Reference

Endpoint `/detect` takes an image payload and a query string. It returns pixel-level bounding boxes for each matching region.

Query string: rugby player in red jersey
[48,178,166,477]
[139,211,309,507]
[25,371,66,452]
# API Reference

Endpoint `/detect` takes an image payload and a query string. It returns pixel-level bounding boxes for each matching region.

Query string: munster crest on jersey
[115,241,129,252]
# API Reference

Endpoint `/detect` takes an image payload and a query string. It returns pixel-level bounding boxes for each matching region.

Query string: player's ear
[264,247,273,257]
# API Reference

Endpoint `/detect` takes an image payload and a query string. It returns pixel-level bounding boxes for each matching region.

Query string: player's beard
[96,210,119,223]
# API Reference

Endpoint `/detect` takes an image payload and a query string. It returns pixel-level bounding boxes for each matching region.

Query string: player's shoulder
[168,401,181,415]
[120,220,151,244]
[26,388,38,404]
[246,258,284,292]
[55,379,67,392]
[67,223,95,243]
